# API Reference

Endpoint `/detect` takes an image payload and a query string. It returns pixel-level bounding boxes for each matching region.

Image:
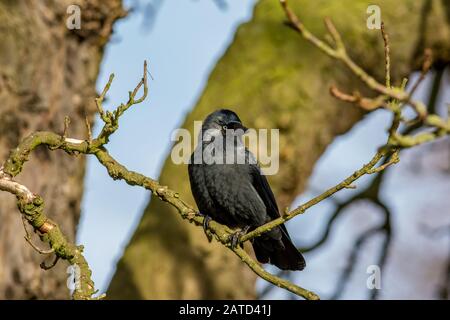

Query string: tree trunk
[107,0,450,299]
[0,0,124,299]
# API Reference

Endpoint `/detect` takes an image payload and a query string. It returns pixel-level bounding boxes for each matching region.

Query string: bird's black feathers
[203,109,242,128]
[249,164,306,270]
[188,109,306,271]
[253,227,306,270]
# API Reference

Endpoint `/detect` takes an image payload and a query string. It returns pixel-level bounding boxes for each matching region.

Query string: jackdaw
[188,109,305,271]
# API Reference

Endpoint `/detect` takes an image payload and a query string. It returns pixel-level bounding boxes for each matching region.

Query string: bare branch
[63,116,71,139]
[409,48,433,96]
[367,150,399,174]
[241,149,388,243]
[330,86,388,111]
[279,0,427,119]
[0,167,96,300]
[40,256,60,270]
[279,0,338,58]
[95,73,114,123]
[24,236,54,255]
[381,22,391,88]
[330,227,380,299]
[234,246,319,300]
[94,60,149,147]
[85,116,92,143]
[324,17,345,52]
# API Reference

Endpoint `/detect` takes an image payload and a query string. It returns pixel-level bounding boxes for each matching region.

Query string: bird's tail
[252,229,306,271]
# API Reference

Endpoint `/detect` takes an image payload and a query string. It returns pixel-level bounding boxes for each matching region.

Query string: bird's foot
[202,215,213,243]
[228,226,251,249]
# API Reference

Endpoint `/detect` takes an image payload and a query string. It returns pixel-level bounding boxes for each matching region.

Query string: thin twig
[330,227,381,299]
[24,236,55,255]
[330,86,388,111]
[241,149,388,242]
[324,17,344,51]
[63,116,71,139]
[279,0,427,119]
[95,73,115,122]
[367,150,399,174]
[409,48,433,96]
[40,256,60,270]
[22,215,55,255]
[234,246,319,300]
[381,22,391,88]
[85,116,92,142]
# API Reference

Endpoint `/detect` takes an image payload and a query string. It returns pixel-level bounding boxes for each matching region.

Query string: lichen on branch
[0,167,96,300]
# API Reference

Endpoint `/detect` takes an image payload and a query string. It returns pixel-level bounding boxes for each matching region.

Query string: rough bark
[108,0,450,299]
[0,0,124,299]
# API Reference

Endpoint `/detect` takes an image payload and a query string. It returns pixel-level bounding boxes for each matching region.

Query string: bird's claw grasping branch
[202,215,213,242]
[228,225,250,249]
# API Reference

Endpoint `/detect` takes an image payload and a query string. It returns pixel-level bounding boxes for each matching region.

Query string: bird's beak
[228,121,248,133]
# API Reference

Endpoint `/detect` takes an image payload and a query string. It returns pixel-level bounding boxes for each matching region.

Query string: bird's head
[202,109,248,136]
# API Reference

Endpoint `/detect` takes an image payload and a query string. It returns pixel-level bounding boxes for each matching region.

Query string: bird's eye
[222,125,227,130]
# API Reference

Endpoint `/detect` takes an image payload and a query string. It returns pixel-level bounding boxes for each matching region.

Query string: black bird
[188,109,305,271]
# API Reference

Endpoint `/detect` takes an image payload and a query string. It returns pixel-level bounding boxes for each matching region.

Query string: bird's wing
[248,163,290,238]
[188,161,214,216]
